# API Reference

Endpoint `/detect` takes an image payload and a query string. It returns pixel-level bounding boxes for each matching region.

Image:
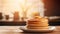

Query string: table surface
[0,26,60,34]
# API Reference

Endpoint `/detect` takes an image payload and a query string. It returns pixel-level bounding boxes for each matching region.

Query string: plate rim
[20,26,55,30]
[20,26,56,32]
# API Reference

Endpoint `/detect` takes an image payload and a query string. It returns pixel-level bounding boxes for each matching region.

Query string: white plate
[20,26,56,32]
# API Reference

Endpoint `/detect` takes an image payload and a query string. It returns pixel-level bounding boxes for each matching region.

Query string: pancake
[27,24,48,27]
[26,16,49,29]
[27,26,49,29]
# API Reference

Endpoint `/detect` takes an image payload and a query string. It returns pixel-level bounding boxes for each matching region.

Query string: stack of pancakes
[26,16,49,29]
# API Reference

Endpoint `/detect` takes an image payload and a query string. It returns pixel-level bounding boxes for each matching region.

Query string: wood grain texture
[0,26,60,34]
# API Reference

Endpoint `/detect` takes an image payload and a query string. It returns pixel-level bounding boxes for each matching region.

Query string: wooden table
[0,26,60,34]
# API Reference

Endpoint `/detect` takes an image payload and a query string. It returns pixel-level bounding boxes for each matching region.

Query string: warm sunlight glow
[1,0,44,18]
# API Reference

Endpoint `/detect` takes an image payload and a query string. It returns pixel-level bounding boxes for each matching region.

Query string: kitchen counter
[0,19,26,26]
[0,18,60,26]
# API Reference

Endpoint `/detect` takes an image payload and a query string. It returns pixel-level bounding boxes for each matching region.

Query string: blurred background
[44,0,60,16]
[0,0,60,26]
